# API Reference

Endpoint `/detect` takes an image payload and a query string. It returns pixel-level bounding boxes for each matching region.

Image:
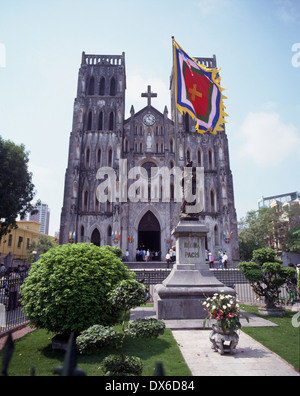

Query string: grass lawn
[241,305,300,372]
[1,325,191,376]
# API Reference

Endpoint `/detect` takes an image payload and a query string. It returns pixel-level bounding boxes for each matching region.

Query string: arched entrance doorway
[91,229,101,247]
[138,211,161,259]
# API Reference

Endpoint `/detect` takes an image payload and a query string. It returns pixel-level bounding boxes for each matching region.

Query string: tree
[27,235,55,263]
[0,136,36,241]
[238,248,296,309]
[21,243,135,335]
[284,226,300,253]
[238,209,272,260]
[238,205,300,260]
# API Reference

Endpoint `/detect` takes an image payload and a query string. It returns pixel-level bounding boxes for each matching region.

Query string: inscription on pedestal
[178,237,203,265]
[184,242,200,259]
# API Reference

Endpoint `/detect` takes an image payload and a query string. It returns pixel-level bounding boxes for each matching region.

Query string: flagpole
[171,36,180,219]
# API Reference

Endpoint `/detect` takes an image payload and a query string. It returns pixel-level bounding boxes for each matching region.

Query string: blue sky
[0,0,299,236]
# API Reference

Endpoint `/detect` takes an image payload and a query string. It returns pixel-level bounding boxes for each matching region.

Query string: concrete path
[172,330,299,376]
[130,307,300,376]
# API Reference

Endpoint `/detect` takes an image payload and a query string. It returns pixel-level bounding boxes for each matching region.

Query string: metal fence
[134,268,293,305]
[0,273,28,336]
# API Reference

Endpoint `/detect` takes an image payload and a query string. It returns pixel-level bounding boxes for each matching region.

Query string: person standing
[222,251,228,269]
[165,252,171,269]
[208,252,214,269]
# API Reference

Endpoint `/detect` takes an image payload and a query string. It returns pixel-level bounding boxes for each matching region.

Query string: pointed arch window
[95,190,99,212]
[109,111,114,131]
[208,148,214,170]
[99,77,105,96]
[110,77,116,96]
[185,113,190,132]
[107,225,112,246]
[186,148,191,162]
[214,225,219,245]
[87,110,93,131]
[85,147,90,168]
[97,148,102,168]
[83,189,89,212]
[210,189,216,213]
[124,137,129,153]
[80,225,85,241]
[170,138,174,153]
[88,76,95,95]
[98,111,103,130]
[197,148,202,166]
[108,148,113,167]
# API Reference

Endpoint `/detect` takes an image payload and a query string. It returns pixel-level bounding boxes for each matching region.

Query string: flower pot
[209,324,239,355]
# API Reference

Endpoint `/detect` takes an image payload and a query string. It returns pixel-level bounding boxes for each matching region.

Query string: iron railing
[133,268,295,305]
[0,272,28,335]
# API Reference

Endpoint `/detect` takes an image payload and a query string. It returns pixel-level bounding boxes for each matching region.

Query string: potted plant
[202,291,248,355]
[238,248,296,316]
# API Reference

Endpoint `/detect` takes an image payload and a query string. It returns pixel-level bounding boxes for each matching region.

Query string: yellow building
[0,221,52,261]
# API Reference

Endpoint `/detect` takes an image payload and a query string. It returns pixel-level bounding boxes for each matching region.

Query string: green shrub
[21,243,134,334]
[76,325,120,354]
[125,318,165,338]
[102,245,123,259]
[101,354,143,376]
[108,279,148,312]
[238,248,296,308]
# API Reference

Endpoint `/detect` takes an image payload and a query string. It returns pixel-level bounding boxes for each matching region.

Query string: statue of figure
[180,160,200,220]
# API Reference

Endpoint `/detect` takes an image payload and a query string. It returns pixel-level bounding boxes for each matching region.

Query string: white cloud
[238,111,300,167]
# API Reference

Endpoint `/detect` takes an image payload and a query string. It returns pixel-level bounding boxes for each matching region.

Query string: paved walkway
[131,307,300,376]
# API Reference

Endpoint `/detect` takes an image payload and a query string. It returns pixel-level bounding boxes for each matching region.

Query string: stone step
[124,261,174,270]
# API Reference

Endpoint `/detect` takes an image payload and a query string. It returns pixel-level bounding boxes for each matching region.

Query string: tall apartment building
[29,202,50,235]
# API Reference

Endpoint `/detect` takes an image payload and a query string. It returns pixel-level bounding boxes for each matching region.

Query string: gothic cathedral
[59,52,239,265]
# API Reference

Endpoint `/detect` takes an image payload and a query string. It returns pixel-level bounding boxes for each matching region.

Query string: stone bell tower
[59,52,126,245]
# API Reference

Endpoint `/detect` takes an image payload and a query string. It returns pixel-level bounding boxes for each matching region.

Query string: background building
[60,52,239,265]
[0,221,41,264]
[29,202,50,235]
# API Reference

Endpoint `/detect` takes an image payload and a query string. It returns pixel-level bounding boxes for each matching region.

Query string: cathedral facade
[59,51,239,265]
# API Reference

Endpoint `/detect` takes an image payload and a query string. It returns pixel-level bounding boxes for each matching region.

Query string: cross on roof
[141,85,157,108]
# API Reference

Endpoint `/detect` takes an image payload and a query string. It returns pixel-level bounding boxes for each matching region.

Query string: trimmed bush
[21,243,134,334]
[101,354,143,376]
[76,325,120,354]
[125,318,165,338]
[108,279,148,312]
[238,248,296,308]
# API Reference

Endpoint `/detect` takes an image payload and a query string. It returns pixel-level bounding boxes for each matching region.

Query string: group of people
[206,249,228,269]
[135,248,161,262]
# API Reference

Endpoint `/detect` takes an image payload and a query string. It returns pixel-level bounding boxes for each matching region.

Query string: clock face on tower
[143,113,156,126]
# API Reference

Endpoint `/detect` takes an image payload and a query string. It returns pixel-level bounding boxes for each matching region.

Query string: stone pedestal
[153,220,235,320]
